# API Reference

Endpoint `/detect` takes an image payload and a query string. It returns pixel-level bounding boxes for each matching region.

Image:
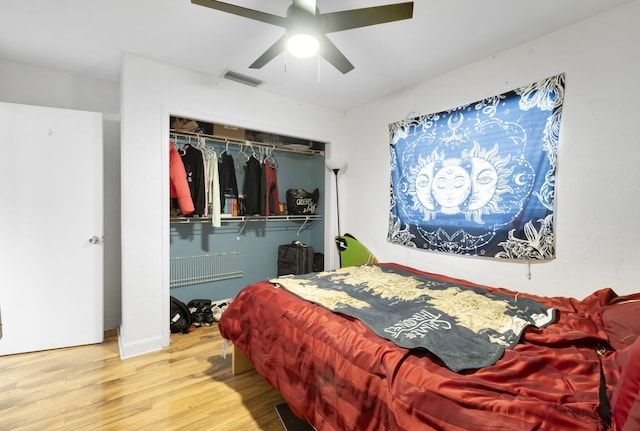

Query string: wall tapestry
[388,74,565,260]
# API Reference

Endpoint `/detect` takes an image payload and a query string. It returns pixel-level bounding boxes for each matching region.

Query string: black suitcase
[277,241,314,276]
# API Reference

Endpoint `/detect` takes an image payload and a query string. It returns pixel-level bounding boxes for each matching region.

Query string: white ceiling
[0,0,635,111]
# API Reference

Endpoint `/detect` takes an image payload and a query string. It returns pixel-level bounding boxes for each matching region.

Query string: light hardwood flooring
[0,325,286,431]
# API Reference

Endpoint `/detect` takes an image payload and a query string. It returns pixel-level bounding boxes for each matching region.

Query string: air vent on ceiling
[223,70,264,87]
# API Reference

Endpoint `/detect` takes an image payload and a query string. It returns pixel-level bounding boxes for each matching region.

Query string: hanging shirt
[243,156,262,216]
[205,149,221,227]
[169,141,194,215]
[261,159,281,216]
[218,152,238,211]
[181,144,206,216]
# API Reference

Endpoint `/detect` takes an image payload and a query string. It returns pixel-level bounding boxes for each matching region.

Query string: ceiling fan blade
[318,34,354,74]
[249,34,287,69]
[320,2,413,33]
[292,0,317,15]
[191,0,287,27]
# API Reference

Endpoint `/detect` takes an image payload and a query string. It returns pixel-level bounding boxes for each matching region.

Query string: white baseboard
[117,327,165,360]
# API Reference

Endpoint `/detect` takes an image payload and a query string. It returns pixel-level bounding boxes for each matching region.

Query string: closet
[169,117,325,304]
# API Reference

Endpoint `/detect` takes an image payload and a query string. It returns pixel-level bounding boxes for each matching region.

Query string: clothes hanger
[219,139,230,161]
[196,136,216,158]
[241,143,251,162]
[178,137,189,156]
[248,143,260,162]
[266,147,278,168]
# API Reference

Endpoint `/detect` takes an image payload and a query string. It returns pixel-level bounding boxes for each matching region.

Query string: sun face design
[462,143,514,223]
[431,160,471,214]
[405,143,514,224]
[406,149,440,221]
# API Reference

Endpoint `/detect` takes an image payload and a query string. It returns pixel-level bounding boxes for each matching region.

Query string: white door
[0,102,103,355]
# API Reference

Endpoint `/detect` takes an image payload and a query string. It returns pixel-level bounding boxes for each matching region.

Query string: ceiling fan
[191,0,414,74]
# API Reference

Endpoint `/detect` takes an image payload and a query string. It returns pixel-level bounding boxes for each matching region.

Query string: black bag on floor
[277,241,314,276]
[170,296,191,334]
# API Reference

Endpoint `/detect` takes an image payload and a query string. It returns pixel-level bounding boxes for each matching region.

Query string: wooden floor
[0,325,286,431]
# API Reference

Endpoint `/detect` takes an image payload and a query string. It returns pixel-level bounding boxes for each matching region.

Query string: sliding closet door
[0,102,103,356]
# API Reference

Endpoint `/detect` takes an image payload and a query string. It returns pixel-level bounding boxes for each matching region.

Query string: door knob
[88,235,102,245]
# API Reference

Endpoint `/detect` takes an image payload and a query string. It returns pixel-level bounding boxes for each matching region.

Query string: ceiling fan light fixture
[286,33,319,58]
[191,0,414,74]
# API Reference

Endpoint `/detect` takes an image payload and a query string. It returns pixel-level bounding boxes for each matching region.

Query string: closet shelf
[170,214,322,224]
[171,214,323,238]
[170,130,325,156]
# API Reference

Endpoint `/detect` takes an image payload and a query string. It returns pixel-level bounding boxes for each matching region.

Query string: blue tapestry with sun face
[388,74,565,260]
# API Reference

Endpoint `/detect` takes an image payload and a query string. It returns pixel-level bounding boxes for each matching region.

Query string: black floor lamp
[326,161,346,266]
[331,167,341,236]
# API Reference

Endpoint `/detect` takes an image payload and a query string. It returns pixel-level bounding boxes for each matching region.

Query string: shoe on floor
[212,305,223,322]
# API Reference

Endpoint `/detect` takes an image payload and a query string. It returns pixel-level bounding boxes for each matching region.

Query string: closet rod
[170,130,324,156]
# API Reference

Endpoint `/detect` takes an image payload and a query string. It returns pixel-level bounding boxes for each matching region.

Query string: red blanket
[219,263,621,431]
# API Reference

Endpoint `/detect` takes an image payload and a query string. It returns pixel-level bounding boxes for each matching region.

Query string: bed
[218,263,640,431]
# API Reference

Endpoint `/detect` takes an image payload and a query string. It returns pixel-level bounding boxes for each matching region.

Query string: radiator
[170,252,242,288]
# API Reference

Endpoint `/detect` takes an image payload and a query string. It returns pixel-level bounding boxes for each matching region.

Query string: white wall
[119,54,346,358]
[341,1,640,298]
[0,59,122,330]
